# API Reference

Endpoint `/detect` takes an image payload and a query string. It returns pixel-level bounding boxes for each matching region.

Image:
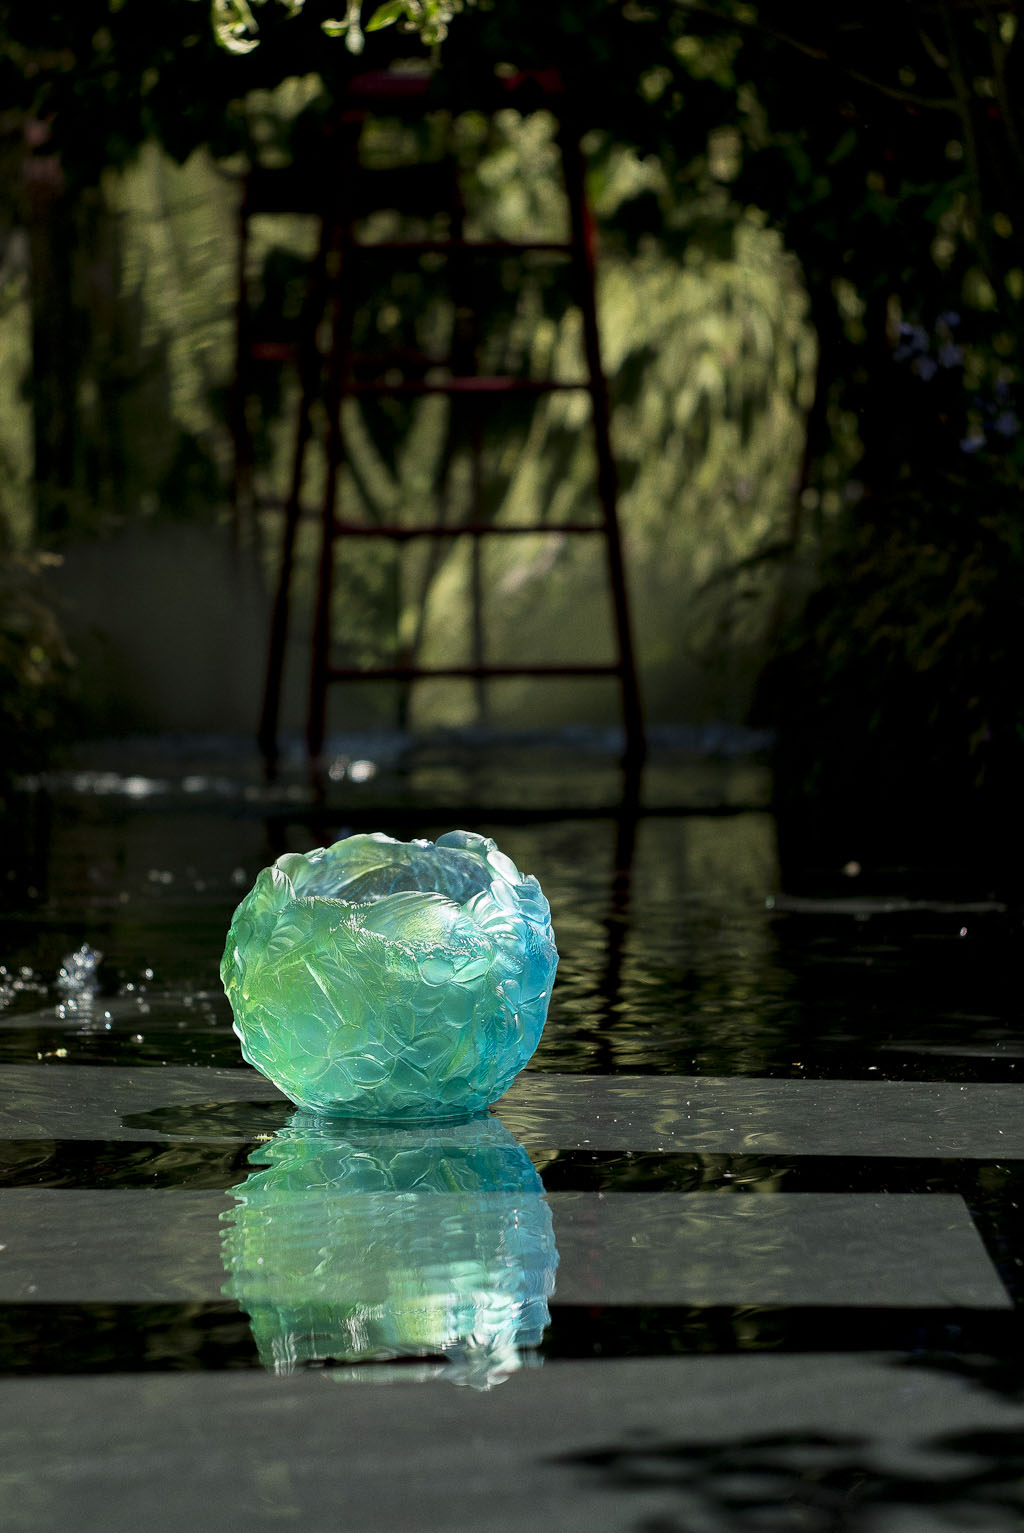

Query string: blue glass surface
[220,1115,558,1387]
[220,830,558,1119]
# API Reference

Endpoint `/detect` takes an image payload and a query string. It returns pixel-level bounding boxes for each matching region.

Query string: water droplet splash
[56,944,104,995]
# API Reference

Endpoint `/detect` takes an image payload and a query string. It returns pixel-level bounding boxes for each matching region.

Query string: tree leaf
[366,0,406,31]
[211,0,260,54]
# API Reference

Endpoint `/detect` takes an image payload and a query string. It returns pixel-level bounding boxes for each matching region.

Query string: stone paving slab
[500,1075,1024,1158]
[0,1066,1021,1157]
[0,1189,1009,1308]
[879,1040,1024,1059]
[1,1357,1024,1533]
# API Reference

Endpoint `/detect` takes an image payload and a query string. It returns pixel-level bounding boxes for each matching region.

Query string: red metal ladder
[232,70,645,769]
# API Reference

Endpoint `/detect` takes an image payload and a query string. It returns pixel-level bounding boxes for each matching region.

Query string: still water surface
[0,744,1020,1387]
[2,783,1015,1084]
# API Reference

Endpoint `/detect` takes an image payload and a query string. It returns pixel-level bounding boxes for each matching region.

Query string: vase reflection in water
[220,1113,558,1389]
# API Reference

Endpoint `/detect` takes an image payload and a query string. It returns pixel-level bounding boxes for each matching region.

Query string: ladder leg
[470,527,488,724]
[257,219,334,771]
[468,401,488,725]
[229,191,253,552]
[453,173,489,727]
[307,515,334,764]
[257,380,316,769]
[308,134,360,762]
[559,123,646,764]
[308,233,344,764]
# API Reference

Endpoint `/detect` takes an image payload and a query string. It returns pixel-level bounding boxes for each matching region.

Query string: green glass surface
[220,830,558,1119]
[221,1115,558,1387]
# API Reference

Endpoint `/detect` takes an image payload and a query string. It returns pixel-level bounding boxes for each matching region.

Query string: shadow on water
[555,1428,1024,1531]
[121,1100,295,1138]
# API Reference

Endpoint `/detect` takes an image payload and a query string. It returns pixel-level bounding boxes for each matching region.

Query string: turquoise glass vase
[220,830,558,1120]
[221,1115,558,1387]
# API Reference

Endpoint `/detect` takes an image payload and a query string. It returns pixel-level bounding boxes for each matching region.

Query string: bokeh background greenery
[2,1,1022,856]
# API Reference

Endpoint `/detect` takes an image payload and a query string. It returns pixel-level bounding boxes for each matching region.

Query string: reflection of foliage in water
[503,812,793,1080]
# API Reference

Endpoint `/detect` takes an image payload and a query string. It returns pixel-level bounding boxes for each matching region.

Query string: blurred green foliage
[213,0,468,56]
[703,1,1024,842]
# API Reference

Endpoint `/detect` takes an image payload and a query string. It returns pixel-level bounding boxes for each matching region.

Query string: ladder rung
[343,377,589,396]
[332,520,604,539]
[353,239,574,255]
[245,360,590,393]
[341,68,565,111]
[249,502,606,536]
[248,344,453,368]
[250,342,300,362]
[327,663,621,682]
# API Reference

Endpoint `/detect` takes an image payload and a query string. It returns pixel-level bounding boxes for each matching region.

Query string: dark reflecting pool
[0,739,1021,1528]
[2,758,1016,1088]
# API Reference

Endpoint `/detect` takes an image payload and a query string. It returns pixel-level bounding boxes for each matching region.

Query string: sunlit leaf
[211,0,260,54]
[366,0,407,31]
[321,0,365,51]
